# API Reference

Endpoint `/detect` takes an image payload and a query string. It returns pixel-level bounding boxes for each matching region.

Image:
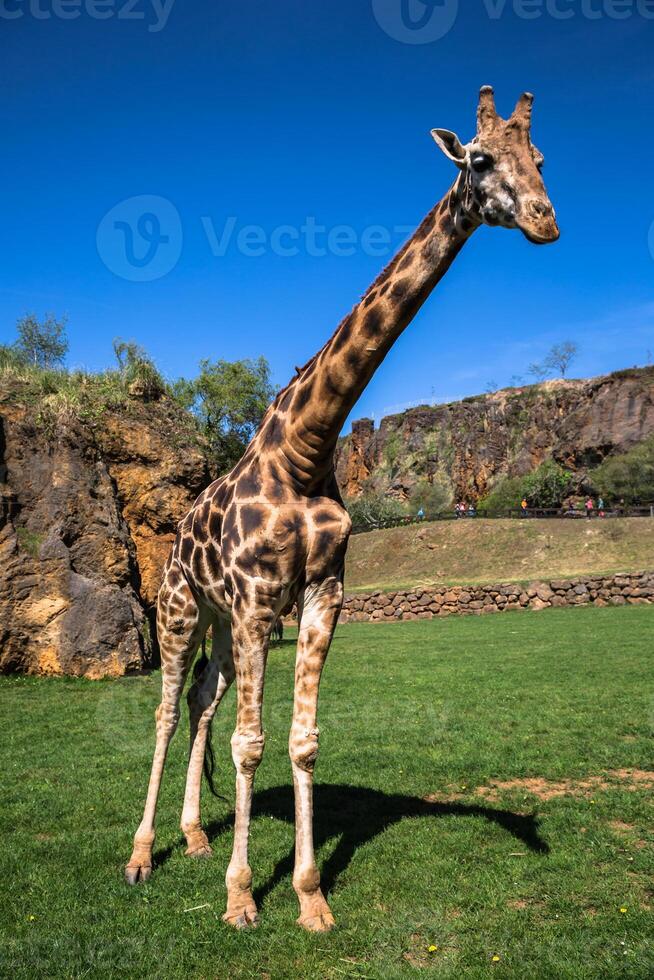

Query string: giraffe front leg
[223,610,271,929]
[290,577,342,932]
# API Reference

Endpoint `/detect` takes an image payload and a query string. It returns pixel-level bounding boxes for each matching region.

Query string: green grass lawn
[1,607,653,979]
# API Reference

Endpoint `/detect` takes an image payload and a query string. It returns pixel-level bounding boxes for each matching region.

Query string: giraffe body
[125,86,559,930]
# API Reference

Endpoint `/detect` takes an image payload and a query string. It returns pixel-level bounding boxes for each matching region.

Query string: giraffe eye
[471,153,493,173]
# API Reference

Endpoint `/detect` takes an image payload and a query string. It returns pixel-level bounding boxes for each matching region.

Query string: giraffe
[125,86,559,931]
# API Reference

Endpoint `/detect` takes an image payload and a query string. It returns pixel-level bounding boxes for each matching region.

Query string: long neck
[256,175,478,492]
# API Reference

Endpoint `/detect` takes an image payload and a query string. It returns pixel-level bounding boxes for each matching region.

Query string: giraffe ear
[430,129,468,169]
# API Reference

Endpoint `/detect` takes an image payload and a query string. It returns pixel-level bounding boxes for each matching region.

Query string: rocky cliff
[335,367,654,501]
[3,364,653,678]
[0,384,212,678]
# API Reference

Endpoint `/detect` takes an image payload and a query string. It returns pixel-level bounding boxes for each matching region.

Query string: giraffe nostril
[527,199,553,219]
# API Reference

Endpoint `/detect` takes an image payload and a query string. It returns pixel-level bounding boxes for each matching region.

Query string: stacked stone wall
[340,572,654,623]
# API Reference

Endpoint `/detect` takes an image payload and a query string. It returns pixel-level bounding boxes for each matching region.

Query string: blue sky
[1,1,653,429]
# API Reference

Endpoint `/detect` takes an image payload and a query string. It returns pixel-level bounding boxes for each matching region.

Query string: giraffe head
[431,86,559,245]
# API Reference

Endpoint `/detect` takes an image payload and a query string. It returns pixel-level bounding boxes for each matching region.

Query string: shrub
[590,436,654,504]
[409,477,451,515]
[0,344,28,371]
[477,476,525,517]
[346,494,406,530]
[522,460,574,508]
[478,461,574,515]
[113,339,166,400]
[381,431,403,478]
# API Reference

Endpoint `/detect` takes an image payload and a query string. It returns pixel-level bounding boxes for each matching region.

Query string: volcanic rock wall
[335,367,654,501]
[0,390,212,678]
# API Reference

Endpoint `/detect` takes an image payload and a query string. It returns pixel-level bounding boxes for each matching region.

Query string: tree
[477,461,573,515]
[544,341,578,378]
[345,493,406,530]
[173,357,276,471]
[14,313,68,368]
[522,460,573,508]
[410,477,451,515]
[528,341,579,382]
[528,361,550,382]
[590,436,654,504]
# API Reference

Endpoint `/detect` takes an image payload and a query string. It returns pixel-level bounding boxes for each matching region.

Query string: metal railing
[350,504,654,535]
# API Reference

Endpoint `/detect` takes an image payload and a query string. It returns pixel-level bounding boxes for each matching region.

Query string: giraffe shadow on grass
[168,784,549,907]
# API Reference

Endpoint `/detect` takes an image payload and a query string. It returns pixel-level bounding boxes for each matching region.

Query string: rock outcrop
[0,387,212,678]
[335,367,654,501]
[3,364,653,677]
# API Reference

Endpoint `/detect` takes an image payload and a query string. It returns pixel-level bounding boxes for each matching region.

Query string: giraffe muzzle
[517,199,559,245]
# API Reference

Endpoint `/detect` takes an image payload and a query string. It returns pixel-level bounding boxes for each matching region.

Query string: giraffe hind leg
[125,568,209,884]
[182,615,235,857]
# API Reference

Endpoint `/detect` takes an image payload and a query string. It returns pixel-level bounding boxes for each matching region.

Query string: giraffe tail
[203,715,222,799]
[192,640,225,801]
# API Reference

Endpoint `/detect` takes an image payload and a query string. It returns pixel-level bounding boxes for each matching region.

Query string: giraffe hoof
[185,842,213,859]
[223,908,260,929]
[124,862,152,885]
[184,830,213,859]
[297,912,336,932]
